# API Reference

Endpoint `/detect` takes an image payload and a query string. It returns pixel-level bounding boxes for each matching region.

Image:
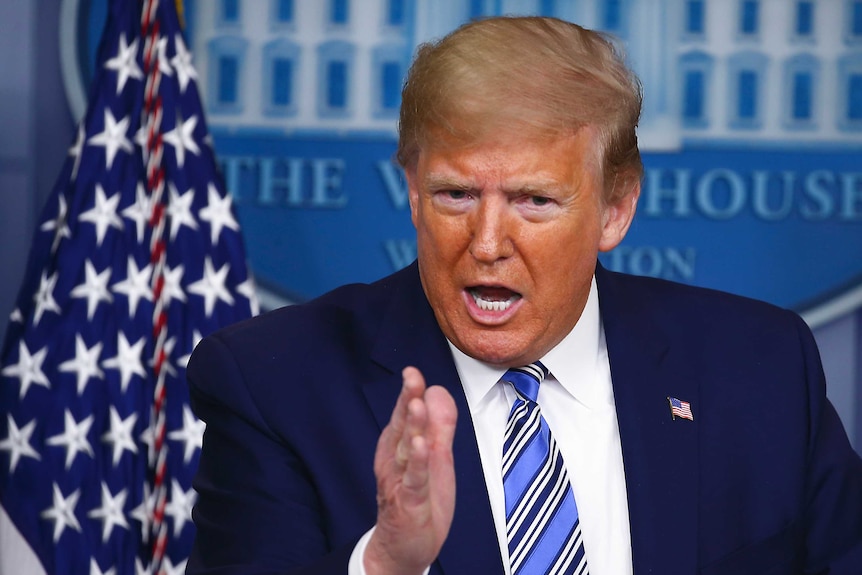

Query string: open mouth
[468,286,522,312]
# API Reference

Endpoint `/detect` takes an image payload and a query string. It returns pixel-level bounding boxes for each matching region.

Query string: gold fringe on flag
[175,0,185,28]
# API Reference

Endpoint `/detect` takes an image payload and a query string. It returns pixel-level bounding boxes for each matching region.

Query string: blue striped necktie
[502,362,589,575]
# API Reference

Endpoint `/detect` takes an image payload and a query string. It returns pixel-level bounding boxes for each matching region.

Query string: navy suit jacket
[186,263,862,574]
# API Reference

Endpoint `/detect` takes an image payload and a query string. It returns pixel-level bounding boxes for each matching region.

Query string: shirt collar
[448,275,609,410]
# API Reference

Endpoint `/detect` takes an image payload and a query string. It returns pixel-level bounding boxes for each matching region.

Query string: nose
[469,196,514,263]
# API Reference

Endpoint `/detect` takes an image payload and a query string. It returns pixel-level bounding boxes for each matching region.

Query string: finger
[424,385,458,451]
[401,366,426,397]
[390,367,426,454]
[396,395,428,465]
[393,367,426,432]
[380,367,426,445]
[401,434,430,491]
[374,367,428,475]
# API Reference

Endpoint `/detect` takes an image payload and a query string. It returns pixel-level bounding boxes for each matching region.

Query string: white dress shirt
[350,277,633,574]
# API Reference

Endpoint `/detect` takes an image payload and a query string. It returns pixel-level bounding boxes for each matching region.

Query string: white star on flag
[161,556,188,575]
[177,330,203,369]
[162,114,200,168]
[166,183,199,239]
[41,484,83,542]
[103,33,143,94]
[134,123,149,162]
[79,184,124,246]
[168,404,205,464]
[101,332,147,393]
[187,257,234,317]
[149,336,178,378]
[199,182,240,244]
[130,483,153,543]
[111,257,153,316]
[236,276,260,317]
[32,270,61,325]
[9,307,23,323]
[165,479,197,536]
[156,35,174,77]
[122,182,154,244]
[139,424,155,462]
[58,335,105,395]
[41,193,72,252]
[162,263,188,305]
[69,124,86,179]
[70,260,114,320]
[170,34,197,93]
[2,341,50,399]
[101,406,139,465]
[0,415,41,472]
[46,410,95,469]
[90,558,118,575]
[87,482,130,542]
[87,109,133,169]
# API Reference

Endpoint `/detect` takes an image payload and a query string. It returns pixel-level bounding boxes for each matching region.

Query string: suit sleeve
[795,313,862,574]
[185,333,358,575]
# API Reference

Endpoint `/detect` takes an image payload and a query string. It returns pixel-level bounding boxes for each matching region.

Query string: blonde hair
[397,16,643,204]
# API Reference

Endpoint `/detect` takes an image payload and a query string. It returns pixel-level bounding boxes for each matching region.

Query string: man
[186,16,862,575]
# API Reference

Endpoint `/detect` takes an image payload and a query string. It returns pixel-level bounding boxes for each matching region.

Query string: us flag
[0,1,256,574]
[668,397,694,421]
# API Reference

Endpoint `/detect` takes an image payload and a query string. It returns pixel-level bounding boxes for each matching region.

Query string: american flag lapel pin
[667,396,694,421]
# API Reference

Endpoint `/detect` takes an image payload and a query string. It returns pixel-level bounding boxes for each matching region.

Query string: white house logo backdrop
[63,0,862,316]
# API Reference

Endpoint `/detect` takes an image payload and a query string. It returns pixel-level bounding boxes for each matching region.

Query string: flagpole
[140,0,170,572]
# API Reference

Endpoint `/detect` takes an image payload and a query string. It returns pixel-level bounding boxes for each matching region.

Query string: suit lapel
[597,266,699,575]
[364,264,505,575]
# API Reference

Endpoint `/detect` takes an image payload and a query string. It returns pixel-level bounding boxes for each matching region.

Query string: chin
[457,335,526,367]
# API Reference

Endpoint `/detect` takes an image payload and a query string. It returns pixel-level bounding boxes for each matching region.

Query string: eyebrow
[423,174,475,192]
[423,174,564,196]
[505,183,561,196]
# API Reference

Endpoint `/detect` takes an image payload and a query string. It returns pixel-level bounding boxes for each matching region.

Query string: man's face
[407,128,638,368]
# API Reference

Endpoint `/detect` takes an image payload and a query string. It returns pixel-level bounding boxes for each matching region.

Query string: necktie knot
[502,361,548,403]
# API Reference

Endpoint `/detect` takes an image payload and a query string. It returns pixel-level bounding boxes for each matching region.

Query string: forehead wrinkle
[422,156,572,192]
[417,129,600,198]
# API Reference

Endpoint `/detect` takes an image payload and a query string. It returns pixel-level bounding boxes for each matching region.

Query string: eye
[516,193,558,220]
[530,196,551,206]
[431,188,474,212]
[434,189,473,203]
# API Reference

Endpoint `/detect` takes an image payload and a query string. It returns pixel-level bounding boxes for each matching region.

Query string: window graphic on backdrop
[62,0,862,316]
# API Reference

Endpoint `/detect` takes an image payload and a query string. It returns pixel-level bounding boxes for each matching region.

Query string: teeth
[472,293,516,312]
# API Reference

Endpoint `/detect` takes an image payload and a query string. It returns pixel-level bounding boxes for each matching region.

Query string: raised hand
[364,367,458,575]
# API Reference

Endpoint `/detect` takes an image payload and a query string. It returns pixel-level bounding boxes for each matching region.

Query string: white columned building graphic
[190,0,862,147]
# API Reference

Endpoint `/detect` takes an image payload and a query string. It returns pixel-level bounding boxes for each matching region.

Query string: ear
[598,177,640,252]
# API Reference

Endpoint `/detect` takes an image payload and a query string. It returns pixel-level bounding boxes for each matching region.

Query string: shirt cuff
[348,526,431,575]
[348,527,375,575]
